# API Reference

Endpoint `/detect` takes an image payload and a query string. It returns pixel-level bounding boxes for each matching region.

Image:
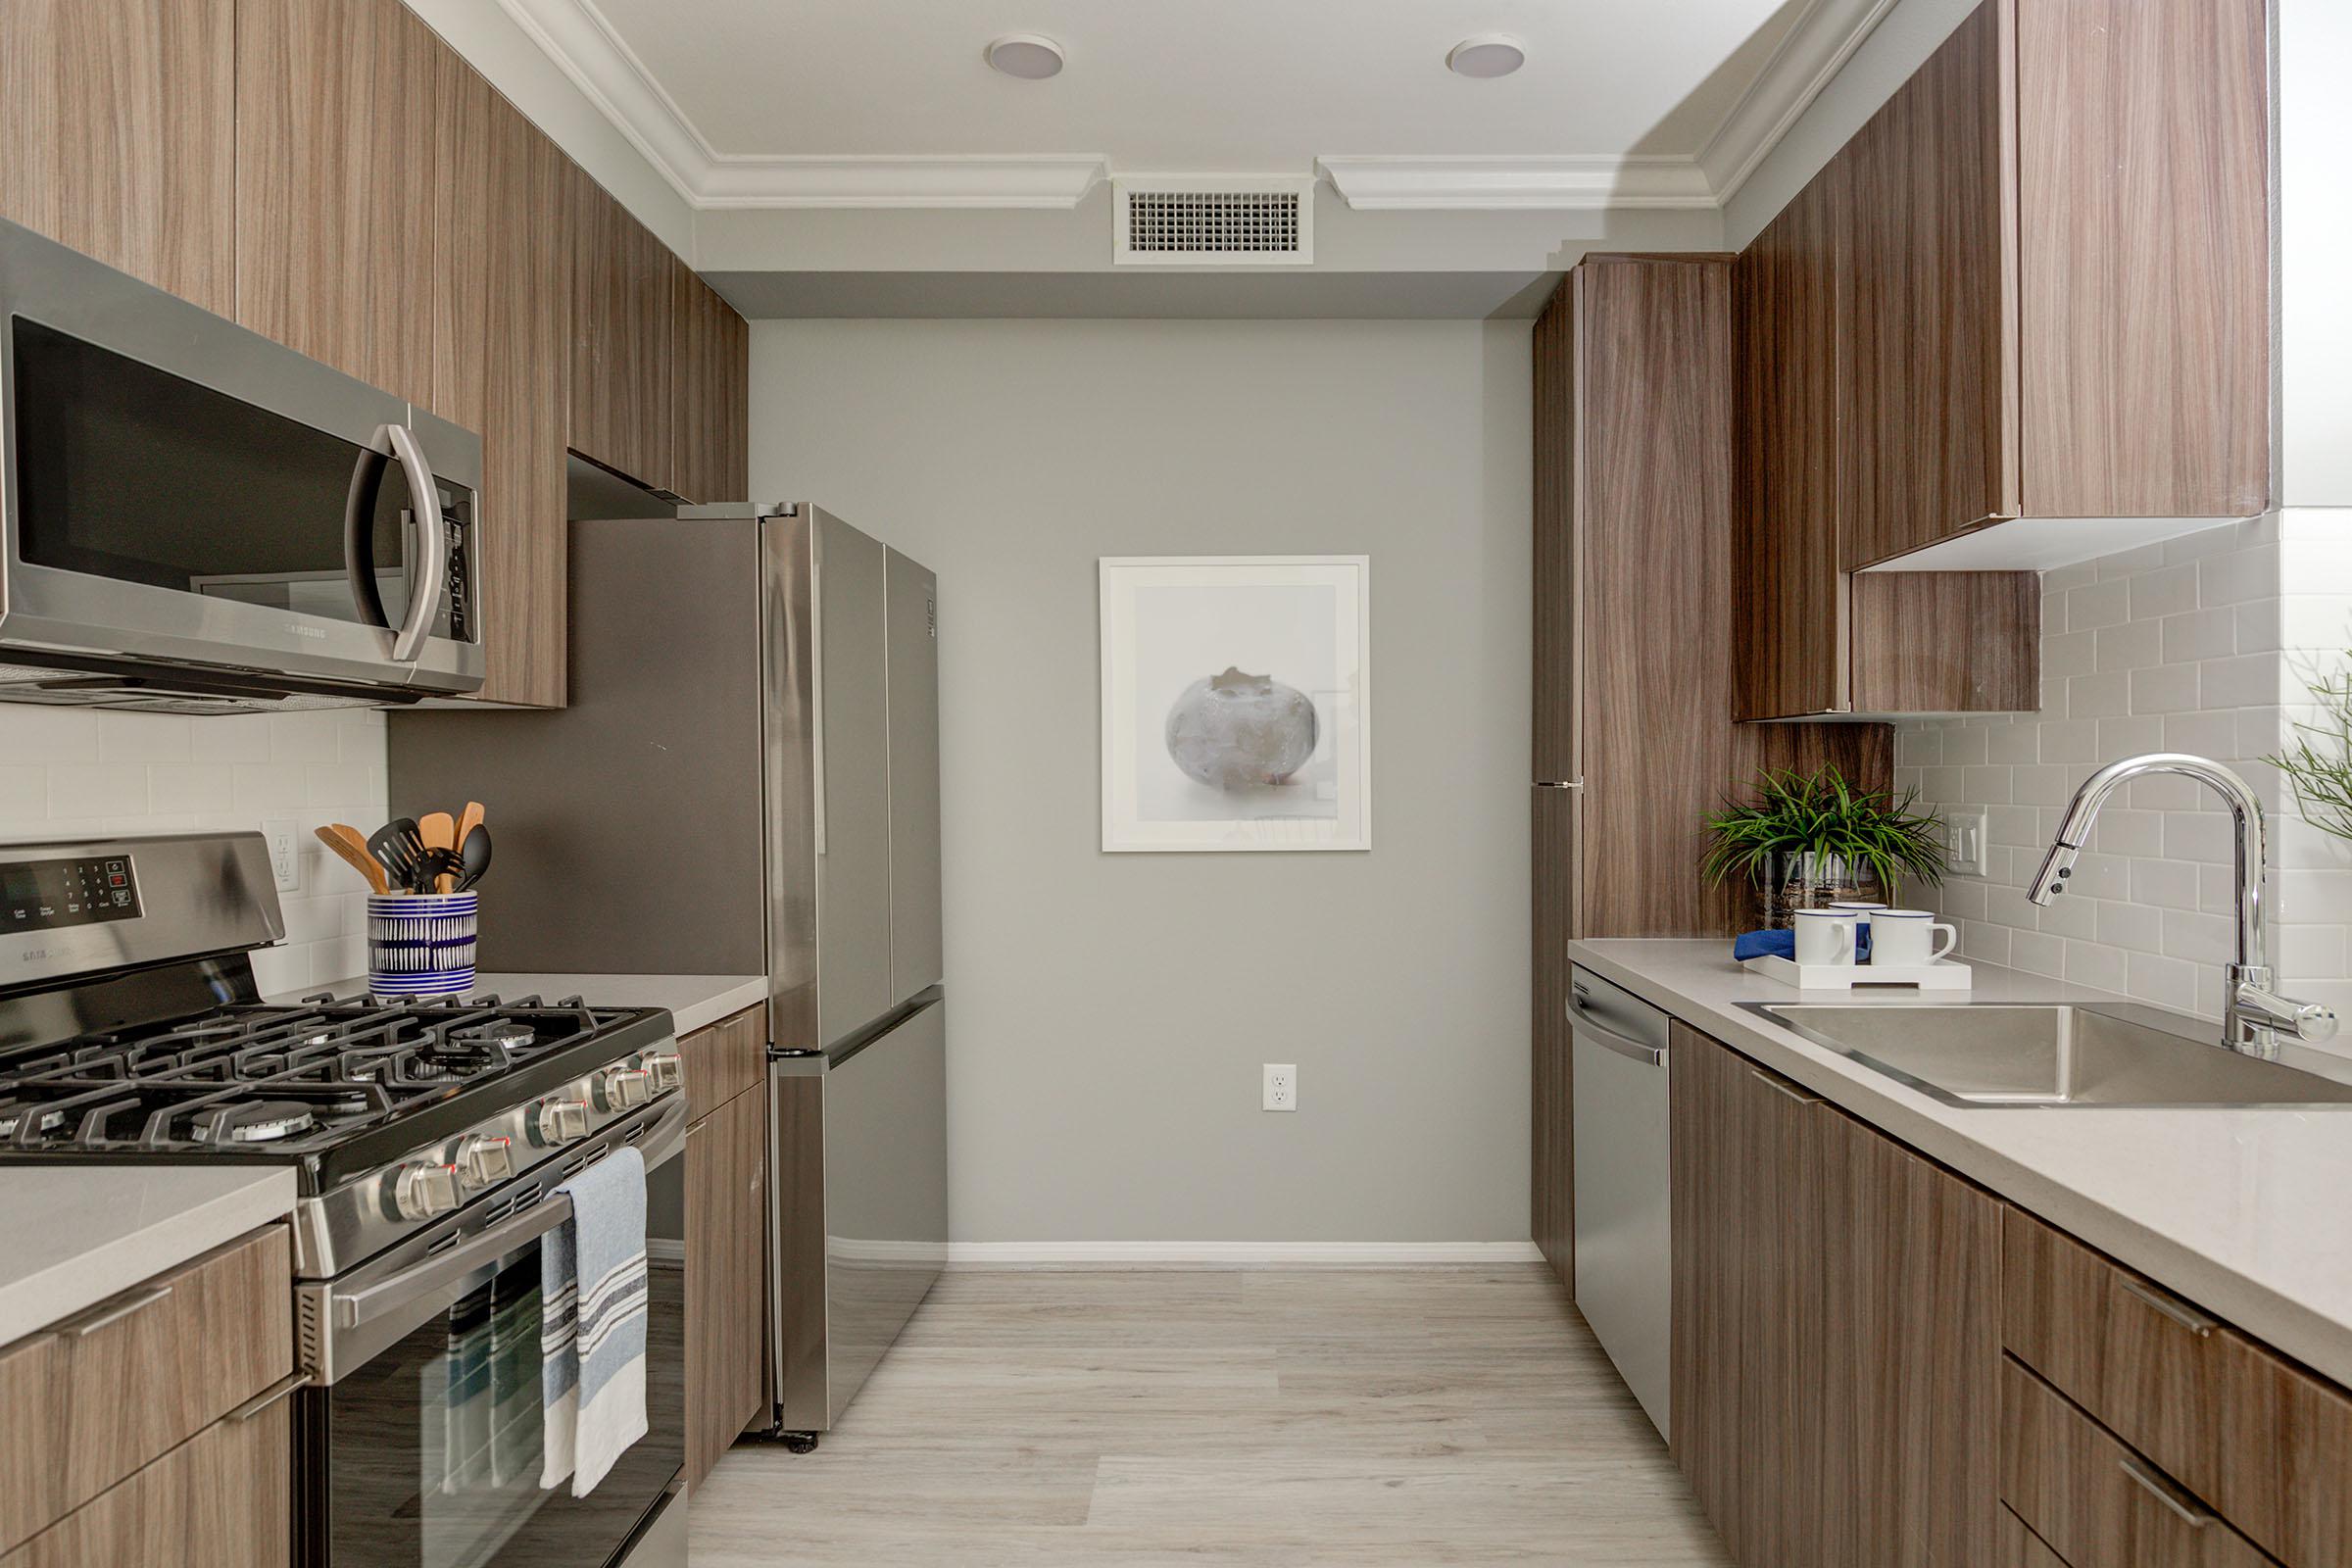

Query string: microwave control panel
[1,856,141,931]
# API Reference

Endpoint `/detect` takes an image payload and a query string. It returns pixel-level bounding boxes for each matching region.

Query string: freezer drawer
[1570,965,1672,1440]
[769,993,949,1432]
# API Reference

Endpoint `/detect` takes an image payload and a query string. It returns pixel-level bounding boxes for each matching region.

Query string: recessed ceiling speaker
[1446,34,1527,77]
[986,33,1065,79]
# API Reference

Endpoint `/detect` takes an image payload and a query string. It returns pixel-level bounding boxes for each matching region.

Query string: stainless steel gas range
[0,831,686,1568]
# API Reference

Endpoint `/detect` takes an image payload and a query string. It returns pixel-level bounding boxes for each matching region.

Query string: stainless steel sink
[1741,1002,2352,1108]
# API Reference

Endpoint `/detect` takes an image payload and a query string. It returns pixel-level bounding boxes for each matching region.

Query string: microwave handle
[382,422,447,663]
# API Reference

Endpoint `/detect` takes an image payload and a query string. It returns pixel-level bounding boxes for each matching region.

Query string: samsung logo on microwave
[283,622,327,640]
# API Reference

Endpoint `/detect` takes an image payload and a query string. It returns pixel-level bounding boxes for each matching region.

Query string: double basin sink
[1744,1001,2352,1108]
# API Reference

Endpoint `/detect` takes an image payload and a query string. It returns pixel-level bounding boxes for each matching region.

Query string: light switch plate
[1944,811,1988,878]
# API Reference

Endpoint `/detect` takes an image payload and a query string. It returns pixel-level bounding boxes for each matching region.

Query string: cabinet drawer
[0,1226,292,1552]
[683,1004,766,1124]
[2003,1207,2352,1568]
[0,1396,291,1568]
[2002,1359,2275,1568]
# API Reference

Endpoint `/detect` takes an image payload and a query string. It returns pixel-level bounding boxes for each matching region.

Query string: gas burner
[195,1099,318,1145]
[459,1022,537,1054]
[0,1106,64,1140]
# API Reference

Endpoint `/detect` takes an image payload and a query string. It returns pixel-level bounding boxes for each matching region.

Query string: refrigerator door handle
[809,538,827,857]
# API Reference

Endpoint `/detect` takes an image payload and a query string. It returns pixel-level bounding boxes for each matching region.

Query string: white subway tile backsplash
[0,708,384,990]
[1894,521,2352,1022]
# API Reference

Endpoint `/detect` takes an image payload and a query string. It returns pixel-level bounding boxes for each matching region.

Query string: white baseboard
[944,1240,1545,1269]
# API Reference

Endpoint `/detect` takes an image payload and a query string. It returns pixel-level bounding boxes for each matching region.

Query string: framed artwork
[1099,555,1370,852]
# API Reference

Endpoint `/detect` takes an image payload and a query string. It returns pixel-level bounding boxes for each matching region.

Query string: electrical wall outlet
[262,818,301,893]
[1262,1063,1298,1112]
[1941,811,1988,877]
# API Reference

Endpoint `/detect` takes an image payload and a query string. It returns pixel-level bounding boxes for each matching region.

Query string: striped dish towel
[539,1146,650,1496]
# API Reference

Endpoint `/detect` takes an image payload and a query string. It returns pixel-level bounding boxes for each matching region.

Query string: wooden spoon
[456,801,486,857]
[418,810,457,894]
[316,824,388,894]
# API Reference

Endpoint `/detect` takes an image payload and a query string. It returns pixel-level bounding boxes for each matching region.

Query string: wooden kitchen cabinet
[0,1400,290,1568]
[1668,1020,1752,1558]
[569,166,676,495]
[1530,787,1573,1289]
[686,1082,768,1493]
[431,54,572,709]
[232,0,438,406]
[1668,1023,1999,1567]
[2003,1206,2352,1568]
[1836,0,2012,568]
[672,267,752,505]
[0,0,235,316]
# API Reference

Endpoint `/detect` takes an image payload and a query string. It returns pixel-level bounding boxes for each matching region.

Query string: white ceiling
[594,0,1799,167]
[498,0,1898,211]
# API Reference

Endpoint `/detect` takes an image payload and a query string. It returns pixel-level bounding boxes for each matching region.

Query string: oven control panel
[1,855,141,930]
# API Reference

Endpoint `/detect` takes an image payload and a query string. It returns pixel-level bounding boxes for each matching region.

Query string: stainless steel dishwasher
[1570,965,1672,1440]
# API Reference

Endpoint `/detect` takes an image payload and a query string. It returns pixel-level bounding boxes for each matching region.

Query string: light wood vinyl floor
[688,1265,1732,1566]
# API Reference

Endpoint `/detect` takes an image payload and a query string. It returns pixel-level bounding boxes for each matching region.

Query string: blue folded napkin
[1734,925,1875,962]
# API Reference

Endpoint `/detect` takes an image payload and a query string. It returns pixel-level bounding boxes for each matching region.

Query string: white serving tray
[1740,954,1973,991]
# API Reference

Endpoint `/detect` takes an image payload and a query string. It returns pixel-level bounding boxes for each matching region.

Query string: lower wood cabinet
[0,1399,290,1568]
[686,1080,767,1493]
[1669,1022,1999,1566]
[1530,789,1573,1288]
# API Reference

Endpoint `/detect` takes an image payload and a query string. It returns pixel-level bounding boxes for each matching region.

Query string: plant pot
[1757,851,1880,928]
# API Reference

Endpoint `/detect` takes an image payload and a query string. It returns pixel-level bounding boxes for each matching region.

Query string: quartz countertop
[289,973,766,1038]
[0,1165,297,1347]
[1570,938,2352,1388]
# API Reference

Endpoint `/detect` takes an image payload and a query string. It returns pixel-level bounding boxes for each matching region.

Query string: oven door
[298,1106,686,1568]
[0,217,483,699]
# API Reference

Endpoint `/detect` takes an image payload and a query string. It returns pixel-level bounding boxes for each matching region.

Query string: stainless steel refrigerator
[388,501,946,1445]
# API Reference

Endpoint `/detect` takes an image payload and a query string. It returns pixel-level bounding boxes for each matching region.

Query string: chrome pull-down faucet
[2029,753,2337,1055]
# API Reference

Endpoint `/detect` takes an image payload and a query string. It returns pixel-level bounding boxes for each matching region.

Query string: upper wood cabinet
[1792,0,2266,574]
[569,169,676,496]
[432,56,571,709]
[232,0,437,406]
[1838,1,2013,567]
[0,0,235,316]
[672,268,752,505]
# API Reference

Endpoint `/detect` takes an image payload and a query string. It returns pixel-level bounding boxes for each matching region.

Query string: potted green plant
[1701,764,1947,927]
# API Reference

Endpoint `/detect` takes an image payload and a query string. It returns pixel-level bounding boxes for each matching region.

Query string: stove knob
[597,1065,651,1110]
[392,1161,460,1221]
[456,1134,514,1190]
[642,1052,684,1094]
[535,1099,589,1145]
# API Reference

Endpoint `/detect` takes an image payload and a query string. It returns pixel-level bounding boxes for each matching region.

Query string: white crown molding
[492,0,714,206]
[946,1241,1545,1268]
[700,156,1109,210]
[1316,156,1716,211]
[498,0,1894,215]
[1694,0,1904,203]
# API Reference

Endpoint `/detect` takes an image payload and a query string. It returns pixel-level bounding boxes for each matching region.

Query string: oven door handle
[383,422,447,663]
[332,1103,686,1332]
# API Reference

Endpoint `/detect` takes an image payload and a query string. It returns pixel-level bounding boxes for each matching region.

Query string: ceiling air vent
[1113,177,1314,266]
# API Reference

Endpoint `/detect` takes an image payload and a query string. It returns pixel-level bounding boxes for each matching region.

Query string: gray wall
[750,318,1532,1244]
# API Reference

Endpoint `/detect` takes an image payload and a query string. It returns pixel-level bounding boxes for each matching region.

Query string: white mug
[1792,909,1859,966]
[1869,908,1957,966]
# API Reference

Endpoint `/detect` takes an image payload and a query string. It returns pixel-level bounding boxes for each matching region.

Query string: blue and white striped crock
[366,892,479,998]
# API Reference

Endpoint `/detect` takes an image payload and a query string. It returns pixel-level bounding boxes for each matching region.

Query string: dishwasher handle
[1575,1016,1666,1067]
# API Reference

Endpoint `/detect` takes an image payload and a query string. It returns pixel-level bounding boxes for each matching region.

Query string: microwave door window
[10,317,412,627]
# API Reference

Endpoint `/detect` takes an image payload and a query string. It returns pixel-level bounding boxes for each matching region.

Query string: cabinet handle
[2119,1455,2213,1528]
[224,1371,309,1423]
[1750,1069,1824,1106]
[56,1283,173,1339]
[2120,1276,2217,1338]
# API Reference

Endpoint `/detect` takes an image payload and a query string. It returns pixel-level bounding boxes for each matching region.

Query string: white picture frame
[1099,555,1371,853]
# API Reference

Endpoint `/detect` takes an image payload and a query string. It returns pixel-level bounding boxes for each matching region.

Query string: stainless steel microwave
[0,218,485,713]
